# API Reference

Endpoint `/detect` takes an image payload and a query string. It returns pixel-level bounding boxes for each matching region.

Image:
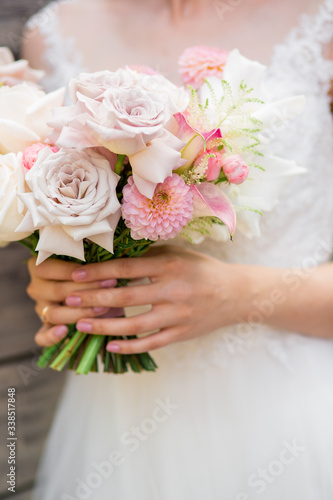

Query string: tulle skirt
[33,327,333,500]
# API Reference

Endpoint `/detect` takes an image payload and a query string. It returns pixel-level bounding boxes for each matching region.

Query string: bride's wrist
[231,263,282,326]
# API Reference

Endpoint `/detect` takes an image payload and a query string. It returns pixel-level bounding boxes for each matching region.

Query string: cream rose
[17,148,121,264]
[0,152,31,245]
[0,47,44,86]
[51,68,188,199]
[0,83,65,154]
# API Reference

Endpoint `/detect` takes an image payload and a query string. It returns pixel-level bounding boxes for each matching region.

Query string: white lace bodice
[27,0,333,369]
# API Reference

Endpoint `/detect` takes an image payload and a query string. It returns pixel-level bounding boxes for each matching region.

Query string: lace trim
[270,0,333,95]
[26,0,85,92]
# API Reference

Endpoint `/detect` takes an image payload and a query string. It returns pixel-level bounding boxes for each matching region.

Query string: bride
[23,0,333,498]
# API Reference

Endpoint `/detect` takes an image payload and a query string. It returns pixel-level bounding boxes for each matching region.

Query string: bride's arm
[26,246,333,353]
[21,25,48,73]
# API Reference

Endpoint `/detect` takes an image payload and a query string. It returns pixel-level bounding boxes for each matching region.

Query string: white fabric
[30,1,333,499]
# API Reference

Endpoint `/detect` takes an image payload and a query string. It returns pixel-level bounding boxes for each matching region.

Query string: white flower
[51,68,188,198]
[0,47,44,86]
[195,49,306,239]
[0,82,65,154]
[17,148,121,265]
[0,152,31,245]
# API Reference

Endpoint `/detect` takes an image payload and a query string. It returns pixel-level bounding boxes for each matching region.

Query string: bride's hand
[29,245,253,352]
[27,258,122,346]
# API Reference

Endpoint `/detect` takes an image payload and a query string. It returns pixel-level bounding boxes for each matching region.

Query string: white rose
[69,68,189,112]
[52,68,187,199]
[0,152,31,245]
[17,148,121,265]
[68,69,135,102]
[0,47,44,87]
[0,83,65,154]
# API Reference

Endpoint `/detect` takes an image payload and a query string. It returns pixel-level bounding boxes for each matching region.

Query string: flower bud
[222,155,249,185]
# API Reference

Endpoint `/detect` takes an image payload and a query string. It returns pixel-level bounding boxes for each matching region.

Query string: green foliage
[19,206,156,375]
[180,216,228,242]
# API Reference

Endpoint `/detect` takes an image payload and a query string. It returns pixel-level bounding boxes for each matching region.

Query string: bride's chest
[58,0,320,82]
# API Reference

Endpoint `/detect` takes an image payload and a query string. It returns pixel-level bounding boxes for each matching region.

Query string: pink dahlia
[122,174,193,241]
[178,45,229,90]
[22,143,59,170]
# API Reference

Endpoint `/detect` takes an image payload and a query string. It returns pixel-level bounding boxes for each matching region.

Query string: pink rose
[194,149,224,181]
[22,143,59,170]
[51,68,188,199]
[178,45,229,90]
[17,147,121,264]
[222,155,249,185]
[0,47,44,86]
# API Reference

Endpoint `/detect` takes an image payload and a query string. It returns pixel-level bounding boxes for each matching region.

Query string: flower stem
[115,154,126,175]
[36,342,63,368]
[75,335,105,374]
[50,331,87,371]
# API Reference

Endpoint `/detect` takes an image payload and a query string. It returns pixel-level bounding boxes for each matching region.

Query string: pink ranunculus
[194,149,224,181]
[222,155,249,185]
[122,174,193,241]
[0,47,44,86]
[22,143,59,170]
[178,45,229,90]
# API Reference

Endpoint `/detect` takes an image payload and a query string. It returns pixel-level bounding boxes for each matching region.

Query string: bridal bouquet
[0,46,305,374]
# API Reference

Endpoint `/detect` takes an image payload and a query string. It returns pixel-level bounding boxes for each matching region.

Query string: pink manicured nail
[77,321,93,333]
[66,296,82,307]
[54,325,68,338]
[106,343,120,352]
[72,269,88,281]
[100,279,117,288]
[93,307,109,313]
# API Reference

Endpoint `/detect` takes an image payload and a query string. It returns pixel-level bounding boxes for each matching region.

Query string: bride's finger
[34,324,68,347]
[35,303,111,325]
[66,283,162,309]
[75,304,182,337]
[28,257,81,281]
[105,326,186,354]
[70,250,175,283]
[27,277,116,302]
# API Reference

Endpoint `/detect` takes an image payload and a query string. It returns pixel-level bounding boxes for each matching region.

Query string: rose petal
[129,131,185,199]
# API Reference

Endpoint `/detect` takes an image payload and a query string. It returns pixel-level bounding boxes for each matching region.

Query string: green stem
[50,331,87,371]
[76,335,105,374]
[114,154,126,175]
[36,342,62,368]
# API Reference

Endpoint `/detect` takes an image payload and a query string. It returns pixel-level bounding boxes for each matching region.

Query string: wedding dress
[27,1,333,499]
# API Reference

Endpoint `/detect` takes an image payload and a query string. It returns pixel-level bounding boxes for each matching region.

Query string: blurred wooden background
[0,0,50,56]
[0,2,66,499]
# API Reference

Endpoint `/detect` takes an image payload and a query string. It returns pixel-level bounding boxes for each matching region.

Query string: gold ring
[40,306,49,323]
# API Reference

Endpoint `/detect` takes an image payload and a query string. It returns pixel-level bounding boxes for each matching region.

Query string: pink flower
[122,174,193,241]
[22,143,59,170]
[222,155,249,185]
[194,149,224,181]
[0,47,44,86]
[178,46,229,90]
[174,112,222,172]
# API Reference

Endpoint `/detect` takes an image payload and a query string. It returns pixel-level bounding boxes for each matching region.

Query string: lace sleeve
[25,0,85,92]
[269,0,333,99]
